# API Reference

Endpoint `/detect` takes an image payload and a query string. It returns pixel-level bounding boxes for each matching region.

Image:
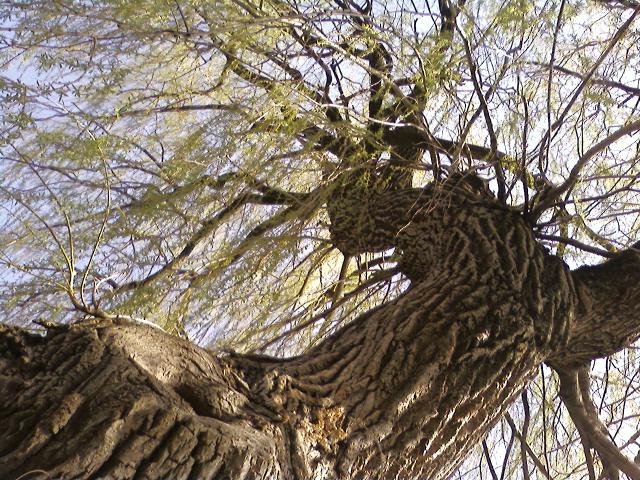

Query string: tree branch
[504,412,553,480]
[555,366,640,479]
[549,242,640,366]
[382,126,509,162]
[531,118,640,219]
[533,5,640,168]
[530,61,640,97]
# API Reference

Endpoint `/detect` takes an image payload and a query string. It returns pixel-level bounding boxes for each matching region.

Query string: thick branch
[382,126,509,162]
[549,243,640,366]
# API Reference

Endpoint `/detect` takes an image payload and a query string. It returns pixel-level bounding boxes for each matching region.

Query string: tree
[2,0,640,478]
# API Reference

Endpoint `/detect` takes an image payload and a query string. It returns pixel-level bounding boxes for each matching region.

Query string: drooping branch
[112,192,250,294]
[328,0,394,136]
[504,412,553,480]
[112,179,314,295]
[459,29,506,200]
[383,0,463,125]
[531,5,640,178]
[530,61,640,97]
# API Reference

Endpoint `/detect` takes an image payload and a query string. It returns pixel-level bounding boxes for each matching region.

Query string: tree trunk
[2,184,639,479]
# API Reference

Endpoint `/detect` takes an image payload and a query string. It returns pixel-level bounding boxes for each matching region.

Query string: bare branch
[556,366,640,480]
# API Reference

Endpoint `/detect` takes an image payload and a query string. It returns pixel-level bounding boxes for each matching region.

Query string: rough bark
[2,183,640,479]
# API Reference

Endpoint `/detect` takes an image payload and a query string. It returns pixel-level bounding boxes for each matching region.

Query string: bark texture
[2,183,640,480]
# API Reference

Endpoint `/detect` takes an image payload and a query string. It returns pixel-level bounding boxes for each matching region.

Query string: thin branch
[80,132,112,309]
[483,439,500,480]
[530,61,640,97]
[531,118,640,218]
[504,412,553,480]
[535,233,617,258]
[252,267,398,353]
[459,32,505,200]
[535,5,640,161]
[113,192,253,294]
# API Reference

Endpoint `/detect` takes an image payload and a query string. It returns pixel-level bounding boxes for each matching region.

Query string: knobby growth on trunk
[2,0,640,479]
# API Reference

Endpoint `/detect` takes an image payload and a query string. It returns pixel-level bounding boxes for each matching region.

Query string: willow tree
[2,0,640,478]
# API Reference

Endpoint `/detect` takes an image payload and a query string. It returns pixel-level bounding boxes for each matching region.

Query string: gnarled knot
[326,162,415,255]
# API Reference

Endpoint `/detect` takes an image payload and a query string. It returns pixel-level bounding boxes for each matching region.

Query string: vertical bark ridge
[276,186,578,478]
